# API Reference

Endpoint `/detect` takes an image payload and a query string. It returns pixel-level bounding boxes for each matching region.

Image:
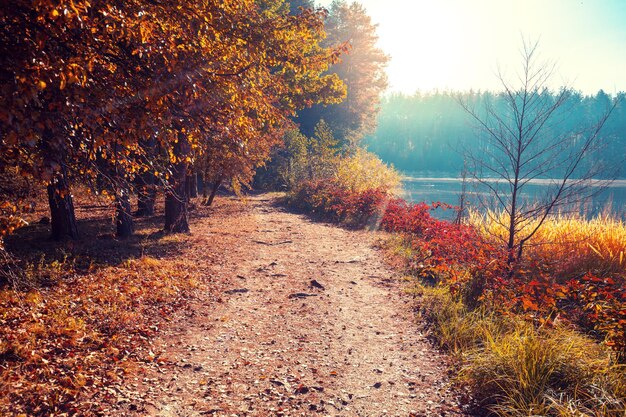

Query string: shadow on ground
[3,208,188,287]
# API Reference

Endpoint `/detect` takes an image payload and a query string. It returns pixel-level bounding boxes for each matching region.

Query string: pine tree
[297,1,389,148]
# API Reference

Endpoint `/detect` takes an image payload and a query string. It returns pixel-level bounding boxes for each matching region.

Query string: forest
[1,0,625,416]
[366,89,626,177]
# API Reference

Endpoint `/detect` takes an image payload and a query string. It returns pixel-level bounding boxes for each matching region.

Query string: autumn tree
[459,40,619,264]
[154,0,346,232]
[254,129,311,190]
[1,0,345,239]
[134,138,159,217]
[1,1,178,239]
[2,2,88,240]
[296,0,389,148]
[256,120,342,190]
[307,120,340,180]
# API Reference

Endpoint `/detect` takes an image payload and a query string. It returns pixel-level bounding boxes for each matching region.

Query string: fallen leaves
[0,256,198,416]
[1,195,469,416]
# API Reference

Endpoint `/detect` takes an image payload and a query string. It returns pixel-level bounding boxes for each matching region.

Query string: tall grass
[415,283,626,417]
[469,210,626,278]
[389,206,626,417]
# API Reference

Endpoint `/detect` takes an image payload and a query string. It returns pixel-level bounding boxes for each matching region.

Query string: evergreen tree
[296,1,389,148]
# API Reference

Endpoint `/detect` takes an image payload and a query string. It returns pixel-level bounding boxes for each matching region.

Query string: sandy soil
[111,194,469,417]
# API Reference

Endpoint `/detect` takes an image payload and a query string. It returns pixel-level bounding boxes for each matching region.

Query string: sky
[316,0,626,95]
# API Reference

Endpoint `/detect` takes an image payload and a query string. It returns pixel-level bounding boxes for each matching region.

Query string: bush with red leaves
[291,181,625,358]
[289,180,389,228]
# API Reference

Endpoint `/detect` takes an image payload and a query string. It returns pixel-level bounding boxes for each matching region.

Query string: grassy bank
[408,281,625,416]
[386,210,626,417]
[289,176,625,416]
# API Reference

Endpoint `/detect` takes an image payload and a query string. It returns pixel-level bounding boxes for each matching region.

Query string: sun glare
[318,0,626,95]
[382,2,469,92]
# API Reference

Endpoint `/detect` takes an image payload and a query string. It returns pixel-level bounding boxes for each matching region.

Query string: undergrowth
[367,201,626,416]
[403,255,626,417]
[0,254,198,416]
[284,176,626,416]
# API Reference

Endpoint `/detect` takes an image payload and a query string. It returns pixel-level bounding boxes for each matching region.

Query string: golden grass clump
[469,210,626,277]
[463,324,625,417]
[415,284,503,355]
[413,282,626,417]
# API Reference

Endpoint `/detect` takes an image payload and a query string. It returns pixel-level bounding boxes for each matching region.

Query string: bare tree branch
[460,39,620,265]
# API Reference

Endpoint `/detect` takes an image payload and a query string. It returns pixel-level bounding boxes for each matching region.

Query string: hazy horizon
[316,0,626,96]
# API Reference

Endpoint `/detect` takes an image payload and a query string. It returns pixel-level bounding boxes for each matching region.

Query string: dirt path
[113,194,468,417]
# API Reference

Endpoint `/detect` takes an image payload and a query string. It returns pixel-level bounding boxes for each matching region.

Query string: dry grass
[410,284,504,355]
[411,283,626,417]
[390,211,626,417]
[469,210,626,278]
[466,324,625,417]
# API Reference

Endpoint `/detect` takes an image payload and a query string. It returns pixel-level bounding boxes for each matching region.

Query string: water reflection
[400,175,626,220]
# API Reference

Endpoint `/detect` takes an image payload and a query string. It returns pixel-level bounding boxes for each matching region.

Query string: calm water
[400,174,626,220]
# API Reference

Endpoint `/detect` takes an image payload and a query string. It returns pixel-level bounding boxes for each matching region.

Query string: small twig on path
[253,240,293,246]
[288,293,317,299]
[335,258,362,264]
[224,288,249,295]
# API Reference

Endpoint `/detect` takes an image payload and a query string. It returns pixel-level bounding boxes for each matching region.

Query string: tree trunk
[186,172,198,199]
[197,173,205,196]
[136,171,156,217]
[136,137,157,216]
[47,170,79,241]
[94,151,108,194]
[164,132,190,233]
[116,187,134,238]
[205,178,223,207]
[201,174,208,200]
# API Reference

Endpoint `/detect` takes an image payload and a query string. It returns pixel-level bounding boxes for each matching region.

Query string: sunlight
[386,2,463,92]
[2,1,625,415]
[317,0,626,95]
[318,0,497,93]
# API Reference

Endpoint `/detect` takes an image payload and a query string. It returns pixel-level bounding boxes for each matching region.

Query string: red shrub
[565,273,626,358]
[381,198,505,290]
[381,198,433,235]
[290,180,389,228]
[292,180,625,357]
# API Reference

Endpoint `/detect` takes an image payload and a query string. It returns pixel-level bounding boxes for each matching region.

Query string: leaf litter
[105,194,470,416]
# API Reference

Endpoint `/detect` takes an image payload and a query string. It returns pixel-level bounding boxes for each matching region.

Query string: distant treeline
[365,90,625,177]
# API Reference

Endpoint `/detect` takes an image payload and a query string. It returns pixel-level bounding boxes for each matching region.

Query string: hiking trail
[110,194,468,417]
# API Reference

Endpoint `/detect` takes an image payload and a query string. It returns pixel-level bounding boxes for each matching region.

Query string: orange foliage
[0,256,197,416]
[0,0,346,236]
[294,181,625,357]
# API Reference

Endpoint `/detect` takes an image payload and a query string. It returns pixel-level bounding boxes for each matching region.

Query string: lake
[400,174,626,220]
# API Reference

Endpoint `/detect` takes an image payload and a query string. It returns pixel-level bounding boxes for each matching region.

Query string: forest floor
[107,194,468,417]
